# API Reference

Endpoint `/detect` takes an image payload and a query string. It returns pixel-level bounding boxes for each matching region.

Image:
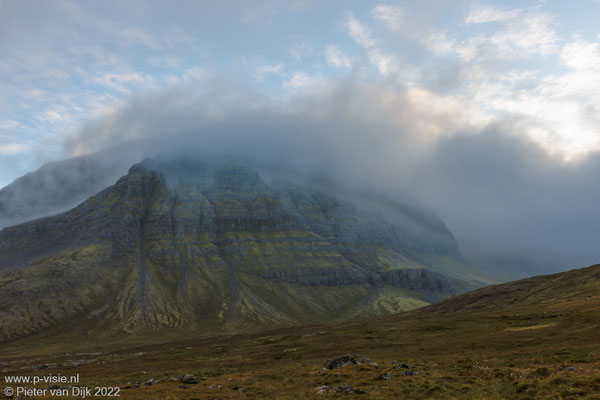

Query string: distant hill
[0,151,130,229]
[0,156,494,342]
[421,262,600,314]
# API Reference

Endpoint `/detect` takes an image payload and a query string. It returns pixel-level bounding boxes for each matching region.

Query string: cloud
[0,120,20,129]
[324,45,352,69]
[42,110,63,123]
[462,4,561,59]
[416,128,600,276]
[560,40,600,70]
[367,49,400,76]
[60,73,600,277]
[346,13,409,79]
[449,37,600,160]
[114,27,159,49]
[282,71,325,91]
[375,3,558,61]
[0,142,31,155]
[371,4,459,60]
[465,4,519,24]
[365,3,597,160]
[288,40,313,61]
[488,12,559,58]
[371,4,406,30]
[346,14,376,48]
[254,63,286,81]
[90,72,155,93]
[146,55,183,69]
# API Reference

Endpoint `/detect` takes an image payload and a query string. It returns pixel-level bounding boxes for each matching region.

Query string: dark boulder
[379,372,393,380]
[181,374,199,384]
[324,354,371,370]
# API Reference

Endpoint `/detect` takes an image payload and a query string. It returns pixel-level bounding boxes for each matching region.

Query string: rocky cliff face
[0,157,494,342]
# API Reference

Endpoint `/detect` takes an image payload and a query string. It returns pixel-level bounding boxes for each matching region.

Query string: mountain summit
[0,156,493,342]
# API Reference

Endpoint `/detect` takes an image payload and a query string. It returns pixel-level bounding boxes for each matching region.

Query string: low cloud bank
[60,75,600,277]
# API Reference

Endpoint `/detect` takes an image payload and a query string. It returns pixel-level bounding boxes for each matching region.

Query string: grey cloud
[413,127,600,276]
[60,76,600,278]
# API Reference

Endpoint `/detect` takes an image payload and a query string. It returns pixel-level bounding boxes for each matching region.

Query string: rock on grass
[324,354,371,370]
[181,374,199,384]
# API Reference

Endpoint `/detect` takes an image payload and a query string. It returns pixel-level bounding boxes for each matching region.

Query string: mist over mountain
[0,151,131,229]
[3,79,600,278]
[2,0,600,286]
[0,155,494,342]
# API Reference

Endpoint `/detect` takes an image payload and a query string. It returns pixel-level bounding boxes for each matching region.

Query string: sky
[1,0,600,276]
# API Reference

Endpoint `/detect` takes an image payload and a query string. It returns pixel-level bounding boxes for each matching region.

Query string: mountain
[0,151,130,229]
[0,156,494,342]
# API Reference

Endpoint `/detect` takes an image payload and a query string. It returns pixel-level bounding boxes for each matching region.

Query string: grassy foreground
[1,265,600,399]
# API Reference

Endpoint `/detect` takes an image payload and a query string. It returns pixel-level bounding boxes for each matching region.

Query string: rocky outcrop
[324,354,372,370]
[382,269,456,293]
